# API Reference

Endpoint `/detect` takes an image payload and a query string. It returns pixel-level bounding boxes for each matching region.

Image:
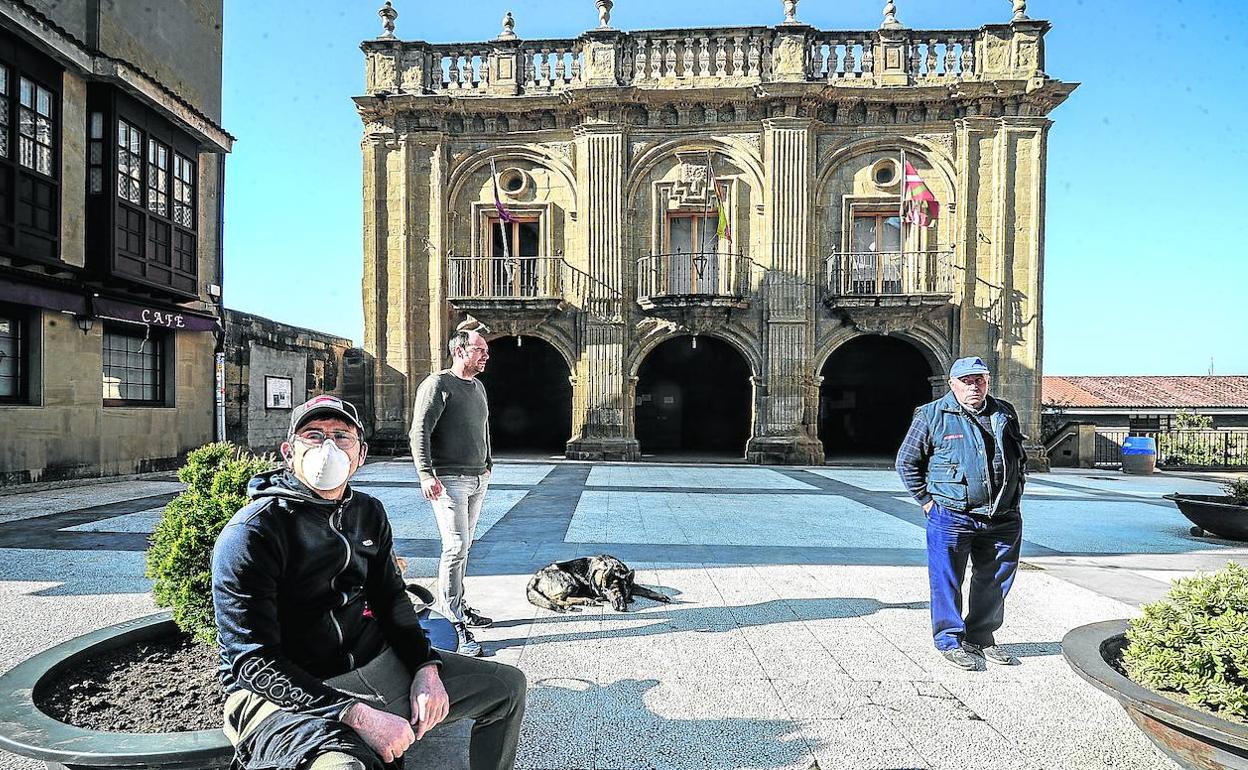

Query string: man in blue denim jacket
[896,356,1027,670]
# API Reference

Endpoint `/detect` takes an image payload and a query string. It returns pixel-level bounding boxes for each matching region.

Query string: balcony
[823,250,956,329]
[636,252,751,317]
[446,256,565,317]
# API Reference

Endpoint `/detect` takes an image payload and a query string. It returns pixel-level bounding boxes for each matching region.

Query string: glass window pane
[36,87,51,117]
[852,216,876,252]
[0,64,8,95]
[669,217,692,253]
[90,112,103,138]
[19,78,31,107]
[881,216,902,251]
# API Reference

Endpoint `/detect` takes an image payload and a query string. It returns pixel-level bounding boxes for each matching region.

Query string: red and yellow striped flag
[903,161,939,227]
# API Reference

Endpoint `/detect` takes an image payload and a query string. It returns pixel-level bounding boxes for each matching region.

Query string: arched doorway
[477,335,572,456]
[634,335,752,458]
[819,335,934,459]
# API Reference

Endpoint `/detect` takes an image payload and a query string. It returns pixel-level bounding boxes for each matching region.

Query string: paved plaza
[2,460,1245,769]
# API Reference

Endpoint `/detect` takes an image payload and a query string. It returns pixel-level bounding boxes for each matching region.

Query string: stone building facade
[356,0,1074,464]
[223,309,366,453]
[0,0,231,484]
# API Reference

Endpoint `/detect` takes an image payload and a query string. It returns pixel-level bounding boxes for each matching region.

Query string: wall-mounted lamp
[76,315,94,334]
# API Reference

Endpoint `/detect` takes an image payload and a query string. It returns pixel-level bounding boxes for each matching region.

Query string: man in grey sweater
[409,330,494,656]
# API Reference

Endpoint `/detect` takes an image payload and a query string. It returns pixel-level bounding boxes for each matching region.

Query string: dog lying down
[526,554,672,612]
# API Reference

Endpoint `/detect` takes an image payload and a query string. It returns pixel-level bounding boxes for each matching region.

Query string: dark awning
[0,279,88,315]
[90,296,218,332]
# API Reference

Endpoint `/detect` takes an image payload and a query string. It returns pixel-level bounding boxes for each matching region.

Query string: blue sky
[221,0,1247,375]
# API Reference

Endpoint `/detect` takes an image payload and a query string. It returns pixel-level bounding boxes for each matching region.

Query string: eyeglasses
[294,429,360,450]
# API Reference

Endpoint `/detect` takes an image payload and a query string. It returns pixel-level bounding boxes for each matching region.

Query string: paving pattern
[2,460,1246,770]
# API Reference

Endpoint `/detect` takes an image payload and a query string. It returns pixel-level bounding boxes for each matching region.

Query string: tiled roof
[1042,376,1248,409]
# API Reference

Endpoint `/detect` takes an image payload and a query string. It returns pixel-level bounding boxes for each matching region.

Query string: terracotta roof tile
[1042,376,1248,409]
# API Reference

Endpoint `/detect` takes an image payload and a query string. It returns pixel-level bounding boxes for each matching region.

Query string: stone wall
[223,309,363,453]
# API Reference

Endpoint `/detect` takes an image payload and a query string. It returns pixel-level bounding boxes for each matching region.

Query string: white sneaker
[453,622,482,657]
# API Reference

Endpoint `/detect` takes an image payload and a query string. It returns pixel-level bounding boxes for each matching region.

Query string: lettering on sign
[141,309,187,328]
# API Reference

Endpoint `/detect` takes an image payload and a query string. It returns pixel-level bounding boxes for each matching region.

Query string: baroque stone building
[356,0,1074,465]
[0,0,231,484]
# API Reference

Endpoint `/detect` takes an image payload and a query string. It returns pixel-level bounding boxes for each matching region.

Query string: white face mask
[297,441,353,491]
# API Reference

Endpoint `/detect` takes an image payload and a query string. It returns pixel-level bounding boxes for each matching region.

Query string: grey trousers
[223,649,527,770]
[431,473,490,624]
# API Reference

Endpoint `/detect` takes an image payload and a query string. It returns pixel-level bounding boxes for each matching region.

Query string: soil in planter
[35,631,224,733]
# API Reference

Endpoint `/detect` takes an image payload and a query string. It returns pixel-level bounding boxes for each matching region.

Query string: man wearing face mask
[896,356,1028,671]
[212,395,527,770]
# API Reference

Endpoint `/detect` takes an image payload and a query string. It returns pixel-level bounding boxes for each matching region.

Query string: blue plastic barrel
[1121,436,1157,475]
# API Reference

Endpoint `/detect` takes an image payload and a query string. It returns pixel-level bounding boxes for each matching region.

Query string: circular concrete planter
[0,611,231,770]
[1164,494,1248,541]
[1062,619,1248,770]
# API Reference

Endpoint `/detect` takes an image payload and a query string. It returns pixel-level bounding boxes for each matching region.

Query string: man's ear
[356,442,368,469]
[280,441,294,464]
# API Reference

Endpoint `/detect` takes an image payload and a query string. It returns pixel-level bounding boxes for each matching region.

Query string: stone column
[746,117,823,465]
[566,123,637,460]
[954,115,1050,470]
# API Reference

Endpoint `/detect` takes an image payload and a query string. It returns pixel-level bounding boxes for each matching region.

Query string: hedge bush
[145,443,275,644]
[1224,477,1248,506]
[1123,561,1248,722]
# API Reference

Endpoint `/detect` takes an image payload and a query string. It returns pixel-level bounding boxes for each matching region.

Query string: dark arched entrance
[634,335,752,458]
[819,335,934,459]
[477,335,572,456]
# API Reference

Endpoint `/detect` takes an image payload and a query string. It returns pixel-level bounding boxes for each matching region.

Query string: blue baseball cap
[950,356,991,378]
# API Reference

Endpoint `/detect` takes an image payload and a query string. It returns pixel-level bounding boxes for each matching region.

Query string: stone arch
[447,145,579,213]
[481,323,577,374]
[813,135,957,208]
[625,135,765,205]
[813,326,949,383]
[628,324,762,381]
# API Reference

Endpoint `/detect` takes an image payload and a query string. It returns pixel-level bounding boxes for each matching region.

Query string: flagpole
[489,158,511,261]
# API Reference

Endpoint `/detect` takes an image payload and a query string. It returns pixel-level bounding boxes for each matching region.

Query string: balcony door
[850,211,903,295]
[665,213,719,294]
[487,217,540,297]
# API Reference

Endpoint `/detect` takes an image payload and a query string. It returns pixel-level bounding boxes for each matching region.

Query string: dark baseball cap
[289,395,364,436]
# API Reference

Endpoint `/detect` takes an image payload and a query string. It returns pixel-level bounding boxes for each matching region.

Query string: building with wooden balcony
[356,0,1075,465]
[0,0,231,484]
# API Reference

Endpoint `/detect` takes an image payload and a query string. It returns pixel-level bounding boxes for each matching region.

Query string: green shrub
[1224,477,1248,506]
[145,443,275,644]
[1123,562,1248,722]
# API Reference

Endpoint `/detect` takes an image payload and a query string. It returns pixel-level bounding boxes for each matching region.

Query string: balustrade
[824,250,954,298]
[637,252,749,301]
[447,256,563,300]
[622,29,772,84]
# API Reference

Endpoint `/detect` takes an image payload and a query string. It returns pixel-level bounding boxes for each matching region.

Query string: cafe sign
[90,297,217,332]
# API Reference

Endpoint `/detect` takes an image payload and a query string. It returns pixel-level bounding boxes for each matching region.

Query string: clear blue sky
[221,0,1247,375]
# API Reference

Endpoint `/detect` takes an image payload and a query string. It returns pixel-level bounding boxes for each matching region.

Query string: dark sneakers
[463,606,494,628]
[940,646,981,670]
[963,643,1020,666]
[453,622,483,657]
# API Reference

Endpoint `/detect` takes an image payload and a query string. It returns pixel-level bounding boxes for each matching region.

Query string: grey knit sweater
[408,371,492,481]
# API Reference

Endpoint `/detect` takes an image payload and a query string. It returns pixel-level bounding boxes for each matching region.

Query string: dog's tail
[525,575,563,612]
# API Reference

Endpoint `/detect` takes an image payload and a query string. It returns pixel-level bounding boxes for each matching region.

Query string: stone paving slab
[6,461,1242,770]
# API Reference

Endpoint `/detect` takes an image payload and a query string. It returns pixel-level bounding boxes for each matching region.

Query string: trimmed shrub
[1224,477,1248,506]
[1123,562,1248,722]
[145,443,275,644]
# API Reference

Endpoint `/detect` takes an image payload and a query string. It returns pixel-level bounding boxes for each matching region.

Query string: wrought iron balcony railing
[824,249,955,299]
[636,252,749,303]
[447,256,563,300]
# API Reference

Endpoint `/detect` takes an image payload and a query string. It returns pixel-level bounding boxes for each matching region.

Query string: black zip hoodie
[212,469,440,717]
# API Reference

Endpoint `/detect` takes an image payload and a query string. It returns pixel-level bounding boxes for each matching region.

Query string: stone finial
[1011,0,1028,22]
[781,0,799,24]
[881,0,902,30]
[378,1,397,38]
[498,10,517,40]
[596,0,613,28]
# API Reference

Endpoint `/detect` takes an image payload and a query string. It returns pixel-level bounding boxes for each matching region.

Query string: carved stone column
[746,117,823,465]
[566,123,638,460]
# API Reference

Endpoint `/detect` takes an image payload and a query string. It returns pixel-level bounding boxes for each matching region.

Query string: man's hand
[420,476,444,501]
[410,665,450,740]
[341,701,415,763]
[923,500,935,515]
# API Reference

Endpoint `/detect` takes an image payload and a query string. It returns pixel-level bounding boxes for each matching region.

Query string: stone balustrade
[362,20,1048,96]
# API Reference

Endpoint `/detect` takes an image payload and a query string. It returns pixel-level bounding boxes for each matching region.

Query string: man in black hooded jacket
[212,395,526,770]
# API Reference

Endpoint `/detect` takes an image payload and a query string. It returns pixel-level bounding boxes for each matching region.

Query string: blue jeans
[925,502,1022,651]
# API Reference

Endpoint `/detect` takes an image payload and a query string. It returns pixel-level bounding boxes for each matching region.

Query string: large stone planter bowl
[0,612,231,770]
[1062,619,1248,770]
[1164,494,1248,541]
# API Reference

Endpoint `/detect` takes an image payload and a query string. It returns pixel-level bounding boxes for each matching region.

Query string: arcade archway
[818,335,934,459]
[634,335,752,458]
[477,335,572,456]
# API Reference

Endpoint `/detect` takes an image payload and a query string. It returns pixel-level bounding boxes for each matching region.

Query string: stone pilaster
[566,124,637,460]
[747,117,823,465]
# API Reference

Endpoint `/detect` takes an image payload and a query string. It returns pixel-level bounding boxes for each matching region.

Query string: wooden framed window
[102,324,169,406]
[486,217,540,297]
[116,119,143,205]
[0,303,29,403]
[849,210,903,294]
[146,138,169,217]
[663,213,720,294]
[0,33,61,265]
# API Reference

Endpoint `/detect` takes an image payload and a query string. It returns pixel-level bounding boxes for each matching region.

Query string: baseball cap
[949,356,991,379]
[289,395,364,436]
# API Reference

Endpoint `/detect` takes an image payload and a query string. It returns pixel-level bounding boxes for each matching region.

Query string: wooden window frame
[101,323,172,408]
[0,302,31,404]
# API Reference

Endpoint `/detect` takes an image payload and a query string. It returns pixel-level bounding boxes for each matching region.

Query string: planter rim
[1163,494,1248,510]
[1061,619,1248,751]
[0,610,230,766]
